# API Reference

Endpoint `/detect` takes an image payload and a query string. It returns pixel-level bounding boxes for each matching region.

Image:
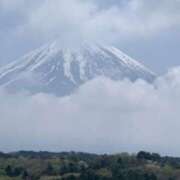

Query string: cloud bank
[1,66,180,156]
[1,0,180,47]
[20,0,180,45]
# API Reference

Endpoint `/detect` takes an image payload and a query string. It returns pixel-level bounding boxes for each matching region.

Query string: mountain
[0,42,156,96]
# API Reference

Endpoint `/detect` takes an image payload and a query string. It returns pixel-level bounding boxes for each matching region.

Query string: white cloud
[8,0,180,46]
[1,67,180,155]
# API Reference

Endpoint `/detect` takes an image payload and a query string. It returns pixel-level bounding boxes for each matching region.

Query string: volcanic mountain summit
[0,42,156,96]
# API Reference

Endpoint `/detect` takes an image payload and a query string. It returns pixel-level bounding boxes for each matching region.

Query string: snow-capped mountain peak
[0,42,156,96]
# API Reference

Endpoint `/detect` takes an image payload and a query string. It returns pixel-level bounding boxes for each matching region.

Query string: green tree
[5,165,13,176]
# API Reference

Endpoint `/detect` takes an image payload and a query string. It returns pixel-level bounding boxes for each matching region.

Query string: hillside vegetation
[0,151,180,180]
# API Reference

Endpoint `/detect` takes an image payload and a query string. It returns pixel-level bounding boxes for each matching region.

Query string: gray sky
[1,0,180,155]
[0,0,180,74]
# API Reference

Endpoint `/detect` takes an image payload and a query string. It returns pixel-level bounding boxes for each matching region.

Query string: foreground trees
[0,151,179,180]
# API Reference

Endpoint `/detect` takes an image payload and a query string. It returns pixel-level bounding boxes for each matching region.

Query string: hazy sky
[0,0,180,73]
[1,0,180,155]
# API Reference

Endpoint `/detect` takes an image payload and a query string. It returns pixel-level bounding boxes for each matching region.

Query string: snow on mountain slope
[0,42,156,96]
